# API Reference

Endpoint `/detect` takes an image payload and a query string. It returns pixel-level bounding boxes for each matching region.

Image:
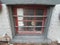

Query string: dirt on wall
[0,41,60,45]
[13,41,60,45]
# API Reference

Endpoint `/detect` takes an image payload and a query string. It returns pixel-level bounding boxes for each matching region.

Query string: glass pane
[36,22,42,26]
[18,17,23,20]
[18,27,25,31]
[18,21,33,26]
[18,21,34,31]
[35,27,41,31]
[24,17,34,20]
[23,21,35,26]
[18,21,24,26]
[27,22,32,26]
[27,27,33,31]
[24,9,34,15]
[18,21,42,31]
[36,17,43,20]
[36,9,44,15]
[18,27,34,31]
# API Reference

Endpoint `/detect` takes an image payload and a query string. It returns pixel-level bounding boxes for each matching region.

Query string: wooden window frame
[12,5,47,34]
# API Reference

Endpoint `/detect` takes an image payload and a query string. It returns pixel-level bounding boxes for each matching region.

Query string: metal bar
[18,20,42,21]
[15,26,46,27]
[13,15,47,17]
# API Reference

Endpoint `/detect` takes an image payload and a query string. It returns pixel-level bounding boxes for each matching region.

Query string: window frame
[12,5,47,34]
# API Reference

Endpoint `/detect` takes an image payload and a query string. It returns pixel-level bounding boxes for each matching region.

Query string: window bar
[24,10,27,31]
[18,20,43,22]
[34,8,36,31]
[13,15,47,17]
[42,9,47,32]
[15,26,46,27]
[13,8,18,34]
[23,12,28,31]
[42,18,44,32]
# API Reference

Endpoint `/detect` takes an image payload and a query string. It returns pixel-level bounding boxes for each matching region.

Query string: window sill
[17,31,43,34]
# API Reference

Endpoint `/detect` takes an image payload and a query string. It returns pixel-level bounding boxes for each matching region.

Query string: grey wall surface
[1,0,60,5]
[8,6,16,38]
[48,5,60,43]
[44,6,54,39]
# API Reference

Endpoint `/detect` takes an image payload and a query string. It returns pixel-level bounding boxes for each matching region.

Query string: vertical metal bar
[13,7,18,34]
[42,8,47,33]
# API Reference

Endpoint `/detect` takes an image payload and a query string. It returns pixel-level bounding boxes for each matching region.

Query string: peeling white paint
[0,4,12,39]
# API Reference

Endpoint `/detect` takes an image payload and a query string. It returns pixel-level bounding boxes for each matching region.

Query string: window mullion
[34,8,36,31]
[23,8,28,31]
[41,9,46,32]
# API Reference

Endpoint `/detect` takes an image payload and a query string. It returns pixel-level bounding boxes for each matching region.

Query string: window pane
[35,22,42,31]
[36,9,44,15]
[36,17,43,20]
[18,17,23,20]
[36,22,42,26]
[19,27,34,31]
[27,27,33,31]
[18,21,24,26]
[24,9,34,15]
[24,17,34,20]
[18,27,25,31]
[35,27,41,31]
[18,21,33,31]
[27,22,32,26]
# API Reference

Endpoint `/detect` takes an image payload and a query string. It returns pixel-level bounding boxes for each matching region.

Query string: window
[13,5,47,34]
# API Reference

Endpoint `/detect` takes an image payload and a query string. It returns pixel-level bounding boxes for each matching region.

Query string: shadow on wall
[48,4,60,43]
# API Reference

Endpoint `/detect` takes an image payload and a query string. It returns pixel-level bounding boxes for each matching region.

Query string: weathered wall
[1,4,60,43]
[1,0,60,5]
[48,4,60,43]
[0,4,12,38]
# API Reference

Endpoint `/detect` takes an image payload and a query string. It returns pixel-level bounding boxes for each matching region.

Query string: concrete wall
[1,0,60,5]
[0,4,12,39]
[1,4,60,43]
[48,4,60,43]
